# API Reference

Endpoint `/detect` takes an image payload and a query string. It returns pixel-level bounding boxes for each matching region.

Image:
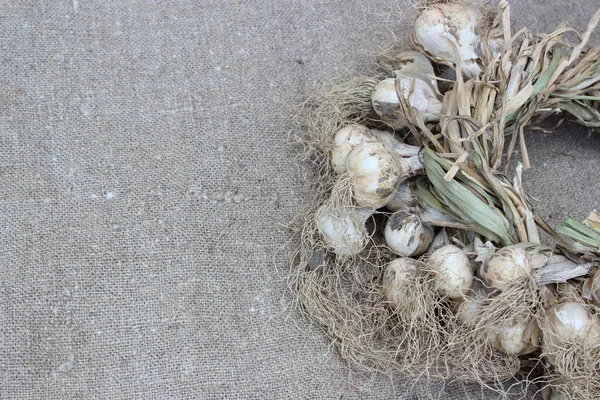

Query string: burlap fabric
[1,1,598,398]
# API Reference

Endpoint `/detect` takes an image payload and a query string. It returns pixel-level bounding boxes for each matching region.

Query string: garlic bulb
[493,317,535,356]
[331,124,374,174]
[316,205,372,257]
[385,179,416,212]
[384,211,433,257]
[413,3,484,77]
[543,302,600,344]
[480,245,531,289]
[382,257,420,309]
[345,141,401,209]
[428,245,473,299]
[369,129,424,177]
[542,302,600,365]
[371,77,442,128]
[453,280,488,326]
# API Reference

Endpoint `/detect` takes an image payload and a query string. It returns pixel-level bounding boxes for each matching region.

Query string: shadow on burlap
[0,1,597,398]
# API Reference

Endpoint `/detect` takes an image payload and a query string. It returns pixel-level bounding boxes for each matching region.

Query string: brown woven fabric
[0,1,598,398]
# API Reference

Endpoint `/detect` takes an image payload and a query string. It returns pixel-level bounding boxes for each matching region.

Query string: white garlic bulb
[382,257,420,309]
[371,77,443,128]
[493,317,535,356]
[384,212,434,257]
[428,245,473,299]
[316,205,372,257]
[541,302,600,365]
[369,129,424,177]
[480,245,531,289]
[413,3,484,77]
[331,124,374,174]
[543,302,600,344]
[345,141,401,209]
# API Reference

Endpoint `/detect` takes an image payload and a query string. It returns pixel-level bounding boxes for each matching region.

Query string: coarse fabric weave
[0,1,598,399]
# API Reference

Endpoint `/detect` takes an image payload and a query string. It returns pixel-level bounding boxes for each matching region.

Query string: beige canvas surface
[1,1,598,399]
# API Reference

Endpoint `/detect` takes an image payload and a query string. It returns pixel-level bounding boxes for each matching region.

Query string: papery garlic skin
[371,78,442,127]
[385,179,416,212]
[382,257,420,308]
[384,212,434,257]
[345,141,401,209]
[316,205,372,257]
[480,245,531,289]
[331,124,374,174]
[428,245,473,299]
[414,3,484,77]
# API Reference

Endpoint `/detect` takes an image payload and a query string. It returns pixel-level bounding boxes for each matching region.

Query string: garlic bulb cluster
[316,205,372,257]
[413,3,485,77]
[479,245,531,289]
[345,141,401,209]
[428,245,473,298]
[331,125,374,174]
[384,211,434,257]
[382,257,420,309]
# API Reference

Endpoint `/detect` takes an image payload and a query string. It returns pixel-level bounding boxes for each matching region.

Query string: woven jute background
[1,1,598,398]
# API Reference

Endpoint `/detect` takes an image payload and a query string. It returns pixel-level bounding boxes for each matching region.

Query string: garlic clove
[384,211,434,257]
